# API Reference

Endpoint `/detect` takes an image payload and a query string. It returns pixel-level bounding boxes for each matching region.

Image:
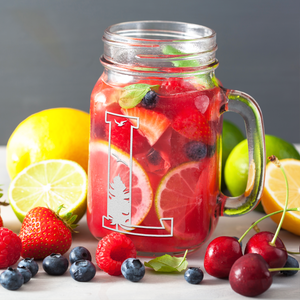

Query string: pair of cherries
[204,156,299,297]
[204,231,288,297]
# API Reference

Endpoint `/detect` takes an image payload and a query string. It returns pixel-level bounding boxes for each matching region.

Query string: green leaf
[119,84,159,109]
[144,250,188,272]
[162,45,200,68]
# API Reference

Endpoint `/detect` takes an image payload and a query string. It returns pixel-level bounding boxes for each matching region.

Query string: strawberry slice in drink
[121,107,171,147]
[172,109,216,145]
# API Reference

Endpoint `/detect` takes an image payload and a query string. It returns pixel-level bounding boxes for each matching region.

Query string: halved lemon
[8,159,88,223]
[261,159,300,236]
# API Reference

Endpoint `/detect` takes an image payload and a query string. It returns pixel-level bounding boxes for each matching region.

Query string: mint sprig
[119,83,159,109]
[162,45,215,88]
[162,45,200,68]
[144,250,188,272]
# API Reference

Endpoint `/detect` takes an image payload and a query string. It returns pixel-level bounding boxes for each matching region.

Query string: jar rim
[104,20,216,44]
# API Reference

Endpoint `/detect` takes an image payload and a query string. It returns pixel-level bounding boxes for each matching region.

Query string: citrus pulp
[224,135,300,197]
[261,159,300,236]
[8,159,88,223]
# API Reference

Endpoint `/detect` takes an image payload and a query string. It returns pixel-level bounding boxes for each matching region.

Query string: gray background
[1,0,299,145]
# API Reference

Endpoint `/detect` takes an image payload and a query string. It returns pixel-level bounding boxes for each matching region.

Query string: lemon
[8,159,88,223]
[221,120,244,190]
[6,108,89,179]
[261,159,300,236]
[224,135,300,197]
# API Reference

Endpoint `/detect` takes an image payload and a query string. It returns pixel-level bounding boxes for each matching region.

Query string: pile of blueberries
[0,246,96,291]
[0,245,205,291]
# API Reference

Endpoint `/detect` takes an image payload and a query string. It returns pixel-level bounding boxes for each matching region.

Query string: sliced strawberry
[103,103,150,154]
[172,109,216,145]
[121,107,170,146]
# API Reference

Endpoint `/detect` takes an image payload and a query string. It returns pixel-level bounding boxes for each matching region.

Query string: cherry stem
[268,156,289,246]
[238,207,300,244]
[269,268,300,272]
[287,251,300,255]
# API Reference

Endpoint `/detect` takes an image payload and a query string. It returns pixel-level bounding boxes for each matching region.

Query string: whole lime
[224,134,300,197]
[221,120,244,189]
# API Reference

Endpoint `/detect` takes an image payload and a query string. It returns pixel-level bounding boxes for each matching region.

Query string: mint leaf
[162,45,200,68]
[162,45,216,88]
[144,250,188,272]
[119,84,159,109]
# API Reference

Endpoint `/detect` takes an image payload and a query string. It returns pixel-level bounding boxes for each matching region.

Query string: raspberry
[159,78,196,95]
[0,216,3,227]
[96,232,136,276]
[0,227,22,269]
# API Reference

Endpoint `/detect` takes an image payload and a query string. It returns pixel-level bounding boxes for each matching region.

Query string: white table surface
[0,145,299,300]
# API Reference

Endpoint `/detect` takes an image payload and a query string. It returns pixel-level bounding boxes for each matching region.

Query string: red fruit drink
[87,21,265,256]
[87,75,226,255]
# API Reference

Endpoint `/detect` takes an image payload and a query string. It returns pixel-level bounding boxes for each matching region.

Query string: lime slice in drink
[8,159,88,223]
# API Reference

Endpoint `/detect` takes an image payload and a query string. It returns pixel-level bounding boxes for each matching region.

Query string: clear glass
[87,21,265,256]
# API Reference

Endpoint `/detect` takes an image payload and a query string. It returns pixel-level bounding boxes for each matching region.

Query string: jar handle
[219,89,266,216]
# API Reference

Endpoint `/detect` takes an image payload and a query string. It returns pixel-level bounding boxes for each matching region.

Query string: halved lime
[8,159,88,223]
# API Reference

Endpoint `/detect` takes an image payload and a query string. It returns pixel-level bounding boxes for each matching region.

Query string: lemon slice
[8,159,88,223]
[261,158,300,236]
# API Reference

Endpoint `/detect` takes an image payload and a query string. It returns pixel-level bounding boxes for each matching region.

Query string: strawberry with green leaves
[19,205,77,260]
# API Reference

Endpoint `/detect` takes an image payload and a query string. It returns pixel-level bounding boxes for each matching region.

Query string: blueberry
[184,267,204,284]
[121,258,145,282]
[207,144,216,157]
[18,257,39,277]
[147,149,162,165]
[0,267,24,290]
[280,255,299,276]
[70,260,96,282]
[141,90,159,109]
[17,266,32,283]
[69,246,92,264]
[184,141,207,161]
[42,253,69,276]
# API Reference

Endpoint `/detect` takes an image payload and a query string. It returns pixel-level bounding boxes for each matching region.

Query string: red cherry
[204,236,243,279]
[244,231,288,270]
[229,253,272,297]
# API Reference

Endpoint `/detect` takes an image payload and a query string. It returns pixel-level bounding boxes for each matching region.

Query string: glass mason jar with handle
[87,21,265,256]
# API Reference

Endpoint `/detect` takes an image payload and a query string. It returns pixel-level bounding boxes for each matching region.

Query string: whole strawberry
[0,227,22,268]
[19,205,77,260]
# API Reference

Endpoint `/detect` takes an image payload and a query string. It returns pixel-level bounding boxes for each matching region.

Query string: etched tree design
[107,174,130,227]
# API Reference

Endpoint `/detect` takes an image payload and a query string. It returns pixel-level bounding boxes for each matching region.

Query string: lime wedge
[8,159,87,223]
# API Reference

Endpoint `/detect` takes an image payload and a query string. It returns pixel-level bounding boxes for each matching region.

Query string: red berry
[204,236,243,278]
[172,109,215,145]
[103,103,150,154]
[159,78,196,95]
[122,107,170,146]
[96,232,136,276]
[244,231,288,270]
[19,206,74,260]
[229,253,272,297]
[0,227,22,268]
[0,216,3,228]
